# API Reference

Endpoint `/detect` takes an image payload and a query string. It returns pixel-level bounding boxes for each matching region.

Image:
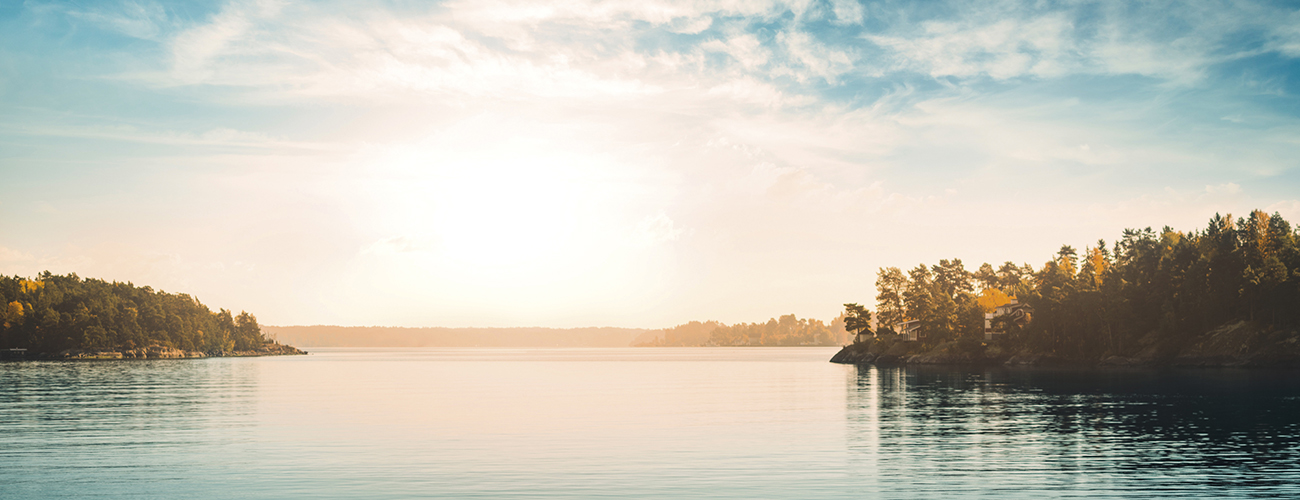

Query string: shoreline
[829,321,1300,369]
[1,343,307,361]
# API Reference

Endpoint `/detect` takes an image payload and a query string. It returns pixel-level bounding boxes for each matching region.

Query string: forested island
[0,272,303,359]
[634,316,849,346]
[832,210,1300,367]
[265,325,651,347]
[268,318,851,348]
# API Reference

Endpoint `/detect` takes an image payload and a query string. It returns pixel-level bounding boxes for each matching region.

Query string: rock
[18,341,306,360]
[1005,353,1055,366]
[53,349,124,360]
[829,343,876,364]
[1099,356,1142,366]
[833,321,1300,368]
[144,345,186,358]
[883,341,916,358]
[832,338,998,365]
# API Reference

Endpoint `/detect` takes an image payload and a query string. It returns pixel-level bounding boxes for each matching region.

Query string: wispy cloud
[863,1,1299,85]
[0,122,340,151]
[867,14,1076,80]
[32,0,173,40]
[632,211,686,246]
[3,0,1299,326]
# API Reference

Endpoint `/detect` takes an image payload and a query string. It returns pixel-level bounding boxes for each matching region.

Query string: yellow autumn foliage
[976,288,1012,313]
[19,279,43,294]
[5,301,23,328]
[1084,247,1108,288]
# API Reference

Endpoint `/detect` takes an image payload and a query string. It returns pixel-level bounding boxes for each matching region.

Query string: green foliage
[874,267,907,331]
[881,259,986,348]
[869,210,1300,360]
[0,272,267,353]
[1016,211,1300,358]
[842,303,872,342]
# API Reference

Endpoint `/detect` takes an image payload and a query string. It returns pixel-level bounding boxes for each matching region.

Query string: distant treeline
[856,210,1300,359]
[263,325,650,347]
[637,315,849,346]
[0,272,267,353]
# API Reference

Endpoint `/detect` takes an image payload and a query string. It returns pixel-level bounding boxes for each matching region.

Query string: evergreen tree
[0,273,271,354]
[874,267,907,333]
[854,209,1300,359]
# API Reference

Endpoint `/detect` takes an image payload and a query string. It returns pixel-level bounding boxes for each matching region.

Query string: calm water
[2,348,1299,499]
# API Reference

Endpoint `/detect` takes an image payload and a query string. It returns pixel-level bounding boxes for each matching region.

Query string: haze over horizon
[3,0,1299,329]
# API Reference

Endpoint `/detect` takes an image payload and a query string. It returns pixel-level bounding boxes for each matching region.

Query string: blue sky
[2,0,1299,327]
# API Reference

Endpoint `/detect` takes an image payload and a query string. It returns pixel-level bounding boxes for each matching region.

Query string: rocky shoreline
[830,321,1300,368]
[25,342,308,360]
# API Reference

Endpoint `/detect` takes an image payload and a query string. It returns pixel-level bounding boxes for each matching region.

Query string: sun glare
[432,158,583,268]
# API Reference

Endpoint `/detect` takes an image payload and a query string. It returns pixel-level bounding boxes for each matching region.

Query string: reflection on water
[1,359,262,496]
[847,365,1300,498]
[2,349,1298,499]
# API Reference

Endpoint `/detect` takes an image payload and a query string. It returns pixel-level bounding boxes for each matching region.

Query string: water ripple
[3,350,1299,499]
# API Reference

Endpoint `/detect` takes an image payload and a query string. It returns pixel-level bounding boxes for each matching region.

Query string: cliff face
[831,322,1300,368]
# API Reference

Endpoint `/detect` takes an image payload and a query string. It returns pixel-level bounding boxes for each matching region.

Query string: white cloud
[1270,11,1300,57]
[777,30,855,84]
[866,15,1076,80]
[64,1,171,40]
[0,122,337,152]
[1205,182,1242,195]
[864,2,1300,84]
[1089,33,1211,85]
[1265,200,1300,220]
[9,0,1300,327]
[632,211,686,246]
[169,1,260,84]
[158,4,669,101]
[667,15,713,34]
[0,246,34,265]
[700,33,770,71]
[829,0,865,26]
[707,77,812,108]
[445,0,786,28]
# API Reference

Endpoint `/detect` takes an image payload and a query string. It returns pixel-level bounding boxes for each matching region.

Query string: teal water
[2,348,1298,499]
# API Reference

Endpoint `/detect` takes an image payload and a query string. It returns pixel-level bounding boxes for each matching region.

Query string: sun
[433,163,582,269]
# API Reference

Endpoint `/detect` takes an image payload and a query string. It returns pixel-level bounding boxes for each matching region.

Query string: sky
[2,0,1299,328]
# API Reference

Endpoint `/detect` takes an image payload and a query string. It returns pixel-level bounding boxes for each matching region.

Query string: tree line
[638,315,848,346]
[847,210,1300,358]
[0,272,268,354]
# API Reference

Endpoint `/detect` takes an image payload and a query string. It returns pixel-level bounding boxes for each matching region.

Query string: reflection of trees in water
[845,365,1300,494]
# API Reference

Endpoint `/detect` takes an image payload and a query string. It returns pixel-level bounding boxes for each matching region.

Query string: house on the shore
[895,320,921,342]
[985,299,1033,341]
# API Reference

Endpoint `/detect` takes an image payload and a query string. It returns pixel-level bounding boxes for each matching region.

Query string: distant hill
[263,325,650,348]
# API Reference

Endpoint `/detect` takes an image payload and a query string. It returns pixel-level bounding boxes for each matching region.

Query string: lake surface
[2,347,1299,499]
